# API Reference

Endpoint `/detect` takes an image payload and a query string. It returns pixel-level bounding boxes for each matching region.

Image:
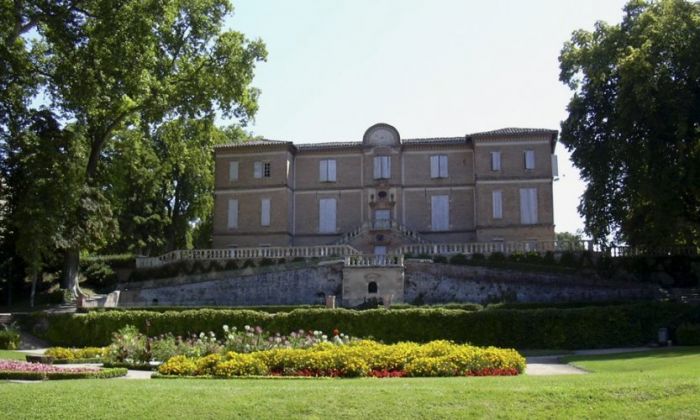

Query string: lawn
[0,347,698,419]
[0,350,26,361]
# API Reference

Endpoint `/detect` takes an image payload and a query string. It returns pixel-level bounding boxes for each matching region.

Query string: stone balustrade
[397,240,598,256]
[136,244,361,268]
[344,254,404,267]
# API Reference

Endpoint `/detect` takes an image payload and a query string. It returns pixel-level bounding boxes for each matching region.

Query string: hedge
[0,330,20,350]
[0,367,127,381]
[30,302,700,350]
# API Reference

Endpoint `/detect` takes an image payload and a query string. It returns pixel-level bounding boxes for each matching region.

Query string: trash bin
[658,327,669,345]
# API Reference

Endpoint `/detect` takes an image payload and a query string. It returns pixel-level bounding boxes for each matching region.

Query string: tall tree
[559,0,700,248]
[2,0,266,295]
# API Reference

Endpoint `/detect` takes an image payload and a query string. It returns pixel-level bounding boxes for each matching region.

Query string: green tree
[559,0,700,248]
[2,0,266,295]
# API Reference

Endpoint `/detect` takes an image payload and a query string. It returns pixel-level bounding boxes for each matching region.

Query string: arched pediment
[363,123,401,147]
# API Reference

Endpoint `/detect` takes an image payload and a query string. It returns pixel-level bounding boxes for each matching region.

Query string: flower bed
[158,340,525,378]
[0,360,127,380]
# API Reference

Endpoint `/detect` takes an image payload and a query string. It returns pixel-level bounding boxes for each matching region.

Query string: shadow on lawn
[562,346,700,364]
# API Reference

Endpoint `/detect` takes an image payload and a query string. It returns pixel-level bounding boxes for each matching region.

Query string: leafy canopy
[559,0,700,247]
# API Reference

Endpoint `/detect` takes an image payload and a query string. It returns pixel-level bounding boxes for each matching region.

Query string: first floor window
[319,159,337,182]
[319,198,337,233]
[261,198,271,226]
[430,155,448,178]
[373,156,391,179]
[492,190,503,219]
[227,199,238,228]
[431,195,449,231]
[519,188,538,224]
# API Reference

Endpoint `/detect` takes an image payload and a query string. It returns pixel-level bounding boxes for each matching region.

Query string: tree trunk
[63,248,80,298]
[29,270,37,308]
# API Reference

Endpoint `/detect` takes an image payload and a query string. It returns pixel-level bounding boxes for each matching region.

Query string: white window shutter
[319,198,336,233]
[529,188,538,224]
[525,150,535,169]
[431,195,449,231]
[430,156,439,178]
[491,152,501,171]
[261,198,271,226]
[373,157,381,179]
[440,155,448,177]
[227,199,238,228]
[551,154,559,178]
[254,161,262,178]
[520,189,529,224]
[383,156,391,178]
[229,161,239,182]
[328,159,336,182]
[319,160,328,182]
[492,191,502,219]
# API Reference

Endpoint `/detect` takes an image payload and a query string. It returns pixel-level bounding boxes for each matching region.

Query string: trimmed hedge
[0,367,127,381]
[675,323,700,345]
[30,302,700,350]
[0,330,20,350]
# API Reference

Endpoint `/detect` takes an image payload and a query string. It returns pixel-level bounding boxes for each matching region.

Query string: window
[551,154,559,178]
[519,188,538,224]
[524,150,535,170]
[260,198,271,226]
[430,155,448,178]
[374,246,387,255]
[254,161,271,178]
[227,199,238,229]
[318,198,337,233]
[228,161,239,182]
[492,190,503,219]
[373,156,391,179]
[491,151,501,171]
[319,159,337,182]
[368,281,378,294]
[374,209,391,229]
[431,195,449,231]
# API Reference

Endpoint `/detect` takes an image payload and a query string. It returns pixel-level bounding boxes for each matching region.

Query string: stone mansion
[212,123,558,254]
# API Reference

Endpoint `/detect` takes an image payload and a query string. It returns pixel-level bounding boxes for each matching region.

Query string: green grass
[1,348,698,419]
[0,350,26,361]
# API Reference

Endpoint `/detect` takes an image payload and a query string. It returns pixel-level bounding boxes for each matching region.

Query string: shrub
[676,323,700,345]
[432,255,448,264]
[471,253,486,262]
[158,355,197,376]
[45,347,106,361]
[449,254,469,265]
[224,260,239,271]
[107,325,150,363]
[487,252,506,263]
[242,259,256,269]
[81,260,117,290]
[258,258,275,267]
[214,352,267,377]
[0,330,20,350]
[559,251,578,267]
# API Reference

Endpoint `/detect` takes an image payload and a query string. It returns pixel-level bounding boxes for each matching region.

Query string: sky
[224,0,631,235]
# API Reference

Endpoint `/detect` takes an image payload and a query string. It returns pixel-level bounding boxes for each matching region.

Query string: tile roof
[296,141,362,150]
[402,137,466,145]
[467,127,557,138]
[213,139,291,149]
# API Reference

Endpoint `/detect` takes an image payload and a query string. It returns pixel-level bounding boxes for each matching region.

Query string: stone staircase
[335,221,430,246]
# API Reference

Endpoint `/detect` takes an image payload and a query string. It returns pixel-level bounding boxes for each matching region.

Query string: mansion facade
[212,123,558,254]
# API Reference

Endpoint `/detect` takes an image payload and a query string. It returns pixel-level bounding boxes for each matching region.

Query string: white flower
[223,325,229,332]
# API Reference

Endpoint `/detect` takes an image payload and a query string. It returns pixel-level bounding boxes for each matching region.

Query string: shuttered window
[519,188,538,224]
[229,161,239,182]
[492,190,503,219]
[254,161,262,178]
[524,150,535,170]
[431,195,449,231]
[260,198,271,226]
[319,159,337,182]
[227,199,238,229]
[430,155,448,178]
[491,151,501,171]
[373,156,391,179]
[551,154,559,178]
[318,198,337,233]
